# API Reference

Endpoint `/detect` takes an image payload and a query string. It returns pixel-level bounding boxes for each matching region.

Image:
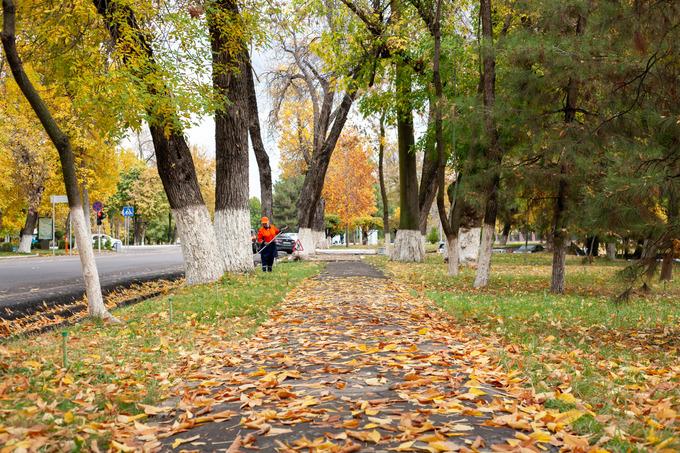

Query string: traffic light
[96,211,105,225]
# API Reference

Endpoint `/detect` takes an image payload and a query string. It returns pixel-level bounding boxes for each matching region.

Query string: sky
[184,50,281,200]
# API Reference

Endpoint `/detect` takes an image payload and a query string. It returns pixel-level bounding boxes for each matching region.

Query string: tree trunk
[391,230,425,262]
[660,250,673,281]
[297,92,355,234]
[133,216,146,245]
[93,0,225,283]
[418,129,438,235]
[1,0,114,320]
[499,221,511,245]
[474,0,501,289]
[445,234,459,276]
[82,184,92,235]
[18,209,38,253]
[313,197,328,248]
[378,113,390,252]
[606,242,616,260]
[391,53,424,261]
[246,59,273,219]
[551,238,567,293]
[551,163,569,294]
[210,0,253,273]
[550,15,583,294]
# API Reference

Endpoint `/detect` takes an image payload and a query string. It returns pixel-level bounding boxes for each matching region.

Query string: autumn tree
[92,0,225,284]
[207,0,253,273]
[268,0,380,254]
[322,129,377,237]
[1,0,115,320]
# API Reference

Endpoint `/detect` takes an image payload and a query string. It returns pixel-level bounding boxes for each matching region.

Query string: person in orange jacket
[257,217,279,272]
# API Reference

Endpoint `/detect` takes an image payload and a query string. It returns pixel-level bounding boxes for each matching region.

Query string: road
[0,246,184,314]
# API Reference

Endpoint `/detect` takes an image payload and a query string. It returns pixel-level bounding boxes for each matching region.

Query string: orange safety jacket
[257,225,279,243]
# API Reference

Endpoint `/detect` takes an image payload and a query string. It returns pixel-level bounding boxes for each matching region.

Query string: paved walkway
[150,262,557,452]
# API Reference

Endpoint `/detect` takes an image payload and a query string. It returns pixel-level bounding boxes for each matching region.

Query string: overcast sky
[182,49,281,200]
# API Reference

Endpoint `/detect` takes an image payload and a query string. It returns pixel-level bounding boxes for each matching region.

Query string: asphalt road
[0,246,184,313]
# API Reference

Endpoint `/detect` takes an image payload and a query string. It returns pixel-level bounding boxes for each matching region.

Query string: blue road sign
[122,206,135,217]
[93,201,103,212]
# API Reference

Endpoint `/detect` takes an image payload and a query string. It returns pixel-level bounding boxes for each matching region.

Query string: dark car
[513,244,544,253]
[275,233,298,254]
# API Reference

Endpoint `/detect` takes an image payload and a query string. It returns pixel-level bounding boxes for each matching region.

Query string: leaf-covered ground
[370,253,679,452]
[110,261,598,451]
[1,255,677,452]
[0,261,320,451]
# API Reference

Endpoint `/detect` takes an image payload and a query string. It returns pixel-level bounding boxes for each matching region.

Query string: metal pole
[98,224,101,252]
[52,201,55,256]
[69,215,72,256]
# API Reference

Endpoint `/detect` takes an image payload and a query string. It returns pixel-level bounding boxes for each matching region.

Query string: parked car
[513,244,544,253]
[276,232,298,254]
[91,233,122,250]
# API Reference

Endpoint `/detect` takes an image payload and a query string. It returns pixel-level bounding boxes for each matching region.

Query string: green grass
[369,253,680,451]
[0,261,322,449]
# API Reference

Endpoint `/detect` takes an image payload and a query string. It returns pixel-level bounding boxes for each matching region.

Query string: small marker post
[168,297,173,323]
[61,330,68,368]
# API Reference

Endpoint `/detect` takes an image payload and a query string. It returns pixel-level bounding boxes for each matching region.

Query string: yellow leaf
[469,387,487,396]
[393,440,415,451]
[367,430,382,443]
[429,440,460,452]
[418,328,430,335]
[111,440,136,452]
[63,411,74,424]
[22,360,41,369]
[529,430,552,443]
[62,374,74,385]
[555,409,585,424]
[556,392,577,404]
[171,435,200,449]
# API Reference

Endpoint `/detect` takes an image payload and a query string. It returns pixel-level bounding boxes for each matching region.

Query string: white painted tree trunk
[390,229,425,262]
[298,227,316,257]
[174,205,225,284]
[606,242,616,260]
[71,206,117,321]
[313,230,329,249]
[458,227,481,266]
[474,223,495,287]
[446,236,459,276]
[214,208,253,273]
[18,234,33,254]
[384,232,391,255]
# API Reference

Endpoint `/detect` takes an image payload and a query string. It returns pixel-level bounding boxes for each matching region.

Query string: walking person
[257,217,279,272]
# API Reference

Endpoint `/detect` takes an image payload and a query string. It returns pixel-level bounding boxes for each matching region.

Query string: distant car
[513,244,544,253]
[92,233,122,250]
[276,232,298,254]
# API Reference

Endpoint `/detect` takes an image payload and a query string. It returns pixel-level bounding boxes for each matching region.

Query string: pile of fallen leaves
[374,255,679,451]
[0,279,182,338]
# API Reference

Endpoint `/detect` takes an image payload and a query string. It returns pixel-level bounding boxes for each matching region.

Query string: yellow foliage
[275,93,314,178]
[322,129,377,228]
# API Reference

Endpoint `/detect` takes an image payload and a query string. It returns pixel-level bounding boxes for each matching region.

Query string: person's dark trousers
[260,242,277,272]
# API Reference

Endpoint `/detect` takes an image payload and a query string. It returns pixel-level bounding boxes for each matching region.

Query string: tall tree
[92,0,225,284]
[377,112,391,245]
[1,0,115,319]
[208,0,253,272]
[389,0,425,262]
[246,64,273,219]
[473,0,502,288]
[268,11,358,254]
